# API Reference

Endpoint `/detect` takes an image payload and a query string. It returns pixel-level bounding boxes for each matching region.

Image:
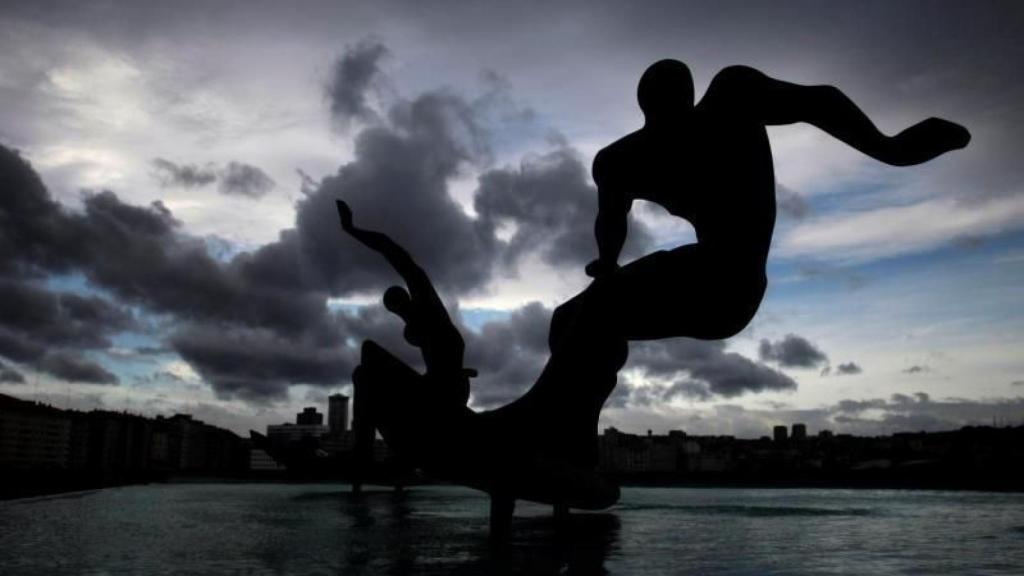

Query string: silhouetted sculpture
[555,60,970,345]
[341,59,970,539]
[341,201,623,538]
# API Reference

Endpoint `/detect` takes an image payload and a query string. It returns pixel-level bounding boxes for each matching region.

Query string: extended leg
[703,65,970,166]
[351,364,374,495]
[490,493,515,543]
[351,340,434,494]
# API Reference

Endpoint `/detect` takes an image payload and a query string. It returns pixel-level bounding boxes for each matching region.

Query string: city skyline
[1,1,1023,438]
[5,389,1021,498]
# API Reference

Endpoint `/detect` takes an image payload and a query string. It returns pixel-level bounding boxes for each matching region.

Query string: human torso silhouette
[593,105,776,270]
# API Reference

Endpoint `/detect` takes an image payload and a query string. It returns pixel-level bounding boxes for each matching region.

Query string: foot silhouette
[890,117,971,165]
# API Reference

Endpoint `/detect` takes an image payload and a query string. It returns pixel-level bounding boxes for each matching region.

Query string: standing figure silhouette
[552,60,970,347]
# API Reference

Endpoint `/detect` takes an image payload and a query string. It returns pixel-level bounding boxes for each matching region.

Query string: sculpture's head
[637,59,694,123]
[383,285,412,318]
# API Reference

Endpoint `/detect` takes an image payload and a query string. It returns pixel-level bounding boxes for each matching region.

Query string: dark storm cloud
[0,144,71,278]
[0,325,119,384]
[135,346,170,356]
[0,280,134,349]
[3,33,854,405]
[152,158,274,198]
[661,379,713,402]
[823,392,1024,435]
[624,338,798,400]
[758,334,829,369]
[0,321,119,385]
[0,199,131,389]
[678,348,797,398]
[151,158,217,188]
[0,25,786,406]
[834,398,887,413]
[299,40,539,296]
[37,352,118,385]
[170,324,354,403]
[238,40,653,401]
[462,302,552,407]
[218,161,275,198]
[474,148,652,268]
[0,328,43,364]
[0,360,25,384]
[1,3,1021,427]
[835,361,862,375]
[903,365,930,374]
[326,39,389,126]
[892,392,930,405]
[1,143,336,396]
[2,39,524,400]
[72,191,323,333]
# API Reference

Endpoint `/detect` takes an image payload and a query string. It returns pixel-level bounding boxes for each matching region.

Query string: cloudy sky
[2,1,1022,438]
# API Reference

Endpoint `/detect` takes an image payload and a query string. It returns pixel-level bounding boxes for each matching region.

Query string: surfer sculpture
[340,60,970,538]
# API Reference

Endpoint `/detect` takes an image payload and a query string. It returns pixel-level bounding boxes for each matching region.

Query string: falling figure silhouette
[553,60,970,347]
[339,60,970,538]
[338,200,476,409]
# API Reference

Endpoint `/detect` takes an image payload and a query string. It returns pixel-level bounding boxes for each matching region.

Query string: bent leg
[575,245,764,342]
[702,65,969,166]
[489,493,515,544]
[351,364,374,494]
[351,340,425,491]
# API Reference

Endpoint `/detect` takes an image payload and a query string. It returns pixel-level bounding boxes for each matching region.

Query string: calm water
[2,484,1023,575]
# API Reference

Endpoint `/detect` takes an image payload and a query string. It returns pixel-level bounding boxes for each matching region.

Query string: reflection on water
[330,488,620,575]
[2,484,1024,575]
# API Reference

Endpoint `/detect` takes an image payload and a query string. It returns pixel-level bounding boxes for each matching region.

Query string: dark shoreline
[6,475,1024,502]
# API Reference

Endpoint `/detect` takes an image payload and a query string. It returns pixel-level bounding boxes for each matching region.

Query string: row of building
[7,389,1022,494]
[1,390,386,497]
[599,424,829,475]
[597,423,1024,489]
[0,393,251,497]
[0,393,248,474]
[256,394,395,477]
[265,393,349,446]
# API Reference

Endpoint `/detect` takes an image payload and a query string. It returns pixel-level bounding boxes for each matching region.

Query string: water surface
[2,484,1022,575]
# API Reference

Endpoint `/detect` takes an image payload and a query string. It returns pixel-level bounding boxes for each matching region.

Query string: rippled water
[1,484,1023,575]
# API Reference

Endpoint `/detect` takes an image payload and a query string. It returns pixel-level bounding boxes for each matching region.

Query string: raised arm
[585,150,631,278]
[703,65,970,166]
[336,200,443,309]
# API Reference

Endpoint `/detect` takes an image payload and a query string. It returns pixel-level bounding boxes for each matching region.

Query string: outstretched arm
[336,200,443,309]
[586,152,630,278]
[706,65,970,166]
